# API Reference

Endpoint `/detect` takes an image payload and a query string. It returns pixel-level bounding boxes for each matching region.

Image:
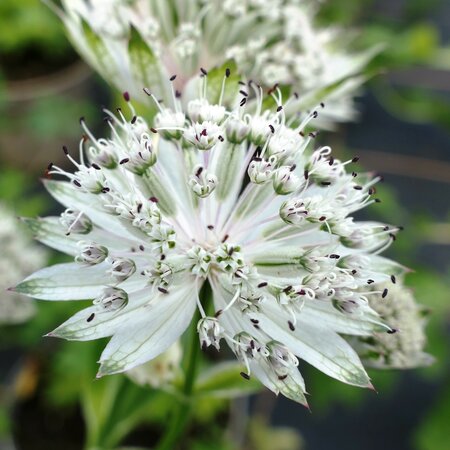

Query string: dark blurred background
[0,1,449,449]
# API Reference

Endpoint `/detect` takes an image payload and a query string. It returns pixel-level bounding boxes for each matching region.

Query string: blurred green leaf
[194,361,262,399]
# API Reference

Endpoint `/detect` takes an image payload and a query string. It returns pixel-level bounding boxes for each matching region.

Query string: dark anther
[131,115,137,124]
[143,88,151,96]
[123,91,130,101]
[288,321,295,331]
[196,166,204,177]
[175,90,181,98]
[225,68,231,78]
[374,198,381,203]
[240,98,247,107]
[253,324,260,329]
[319,216,326,222]
[239,90,248,97]
[79,116,85,124]
[391,275,396,284]
[321,181,331,186]
[329,254,340,259]
[312,111,318,118]
[91,163,101,170]
[238,81,246,86]
[328,156,334,166]
[222,234,229,243]
[150,127,158,133]
[290,164,296,172]
[158,287,169,294]
[320,102,325,108]
[101,187,110,193]
[389,233,397,241]
[139,245,145,251]
[218,135,224,142]
[73,180,82,187]
[227,246,234,255]
[352,156,359,163]
[137,203,143,213]
[304,169,309,180]
[278,374,288,380]
[293,92,299,99]
[47,162,53,170]
[309,131,318,138]
[382,288,388,298]
[351,269,357,275]
[200,67,208,76]
[352,172,357,177]
[353,185,363,190]
[149,196,159,203]
[250,319,259,324]
[276,105,283,112]
[207,224,214,230]
[160,254,166,260]
[170,74,177,81]
[367,279,374,284]
[215,309,223,317]
[62,145,69,155]
[258,282,268,288]
[120,158,129,165]
[87,313,95,322]
[387,328,398,334]
[240,372,250,380]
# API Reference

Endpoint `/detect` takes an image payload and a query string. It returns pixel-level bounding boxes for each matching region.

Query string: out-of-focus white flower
[0,204,46,324]
[352,281,433,369]
[17,81,407,405]
[126,341,182,388]
[48,0,376,127]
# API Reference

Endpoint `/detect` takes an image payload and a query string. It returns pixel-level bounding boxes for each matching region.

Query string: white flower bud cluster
[0,204,46,324]
[353,282,433,369]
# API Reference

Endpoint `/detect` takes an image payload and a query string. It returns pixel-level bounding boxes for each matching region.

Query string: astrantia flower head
[0,204,46,324]
[127,341,182,388]
[49,0,375,127]
[17,78,407,405]
[352,281,433,369]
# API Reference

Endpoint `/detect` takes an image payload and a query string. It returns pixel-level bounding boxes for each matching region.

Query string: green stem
[154,282,210,450]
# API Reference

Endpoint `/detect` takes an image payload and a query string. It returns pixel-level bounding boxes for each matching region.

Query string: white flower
[126,341,182,388]
[17,83,407,405]
[0,204,46,324]
[351,281,433,369]
[50,0,376,127]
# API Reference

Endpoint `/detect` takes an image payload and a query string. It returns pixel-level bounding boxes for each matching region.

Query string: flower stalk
[155,282,210,450]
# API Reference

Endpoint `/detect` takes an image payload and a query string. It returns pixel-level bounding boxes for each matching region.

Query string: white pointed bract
[352,282,433,369]
[50,0,376,127]
[0,204,46,324]
[17,79,409,405]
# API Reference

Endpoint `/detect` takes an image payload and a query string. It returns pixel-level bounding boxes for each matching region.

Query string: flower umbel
[352,282,433,369]
[17,79,408,405]
[49,0,376,127]
[0,204,46,324]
